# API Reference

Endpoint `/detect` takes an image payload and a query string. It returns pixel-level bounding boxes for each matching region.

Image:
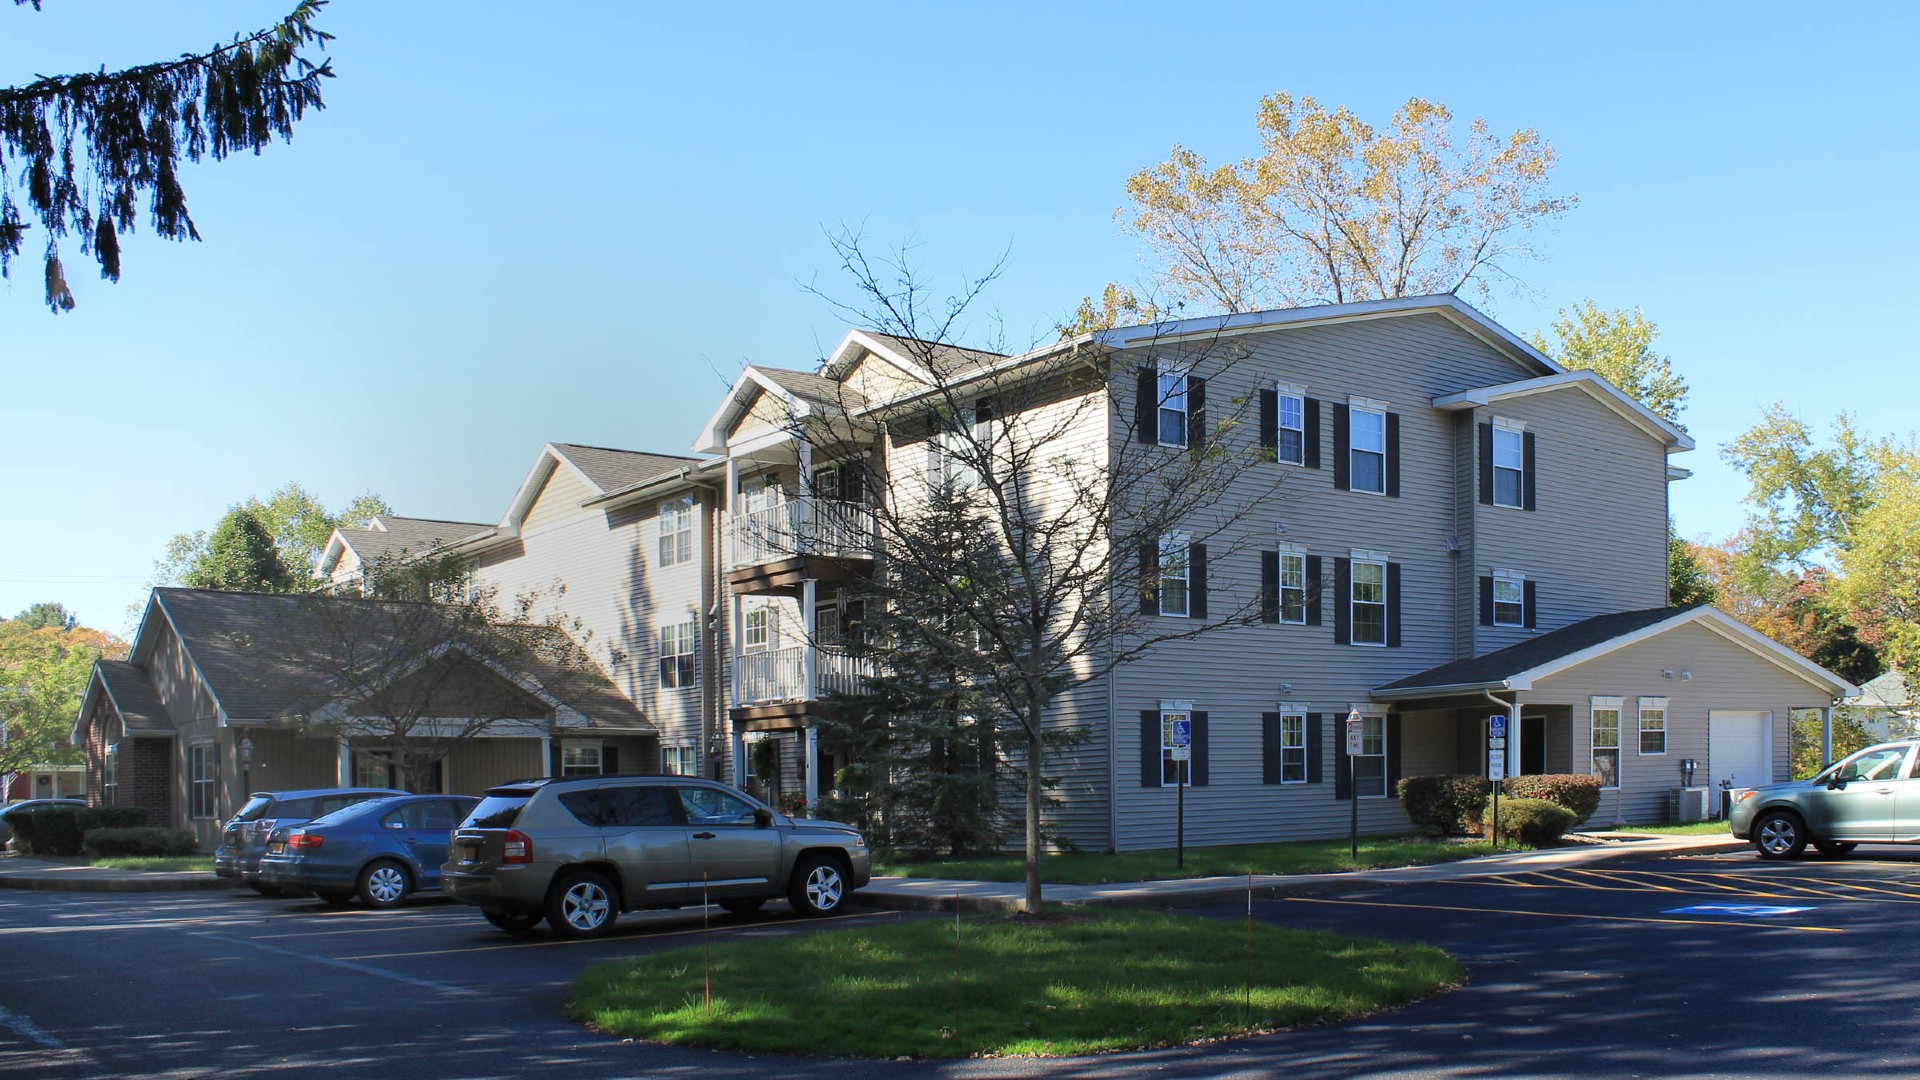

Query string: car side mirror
[1828,770,1853,790]
[753,808,773,828]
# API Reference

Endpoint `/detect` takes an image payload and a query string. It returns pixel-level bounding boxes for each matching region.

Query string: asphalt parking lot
[6,852,1920,1079]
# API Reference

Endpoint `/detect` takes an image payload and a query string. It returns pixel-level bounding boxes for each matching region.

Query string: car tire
[315,889,355,908]
[547,870,619,939]
[718,898,766,917]
[357,860,413,910]
[482,907,544,932]
[787,854,849,917]
[1753,810,1808,859]
[1812,840,1857,857]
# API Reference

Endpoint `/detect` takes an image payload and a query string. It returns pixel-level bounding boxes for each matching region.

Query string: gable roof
[500,443,699,531]
[826,330,1007,382]
[320,515,494,576]
[693,365,872,455]
[1430,370,1695,452]
[71,659,178,743]
[1374,604,1855,700]
[1854,671,1913,710]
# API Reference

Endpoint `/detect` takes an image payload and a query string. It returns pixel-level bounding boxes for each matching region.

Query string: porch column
[731,731,747,788]
[1821,706,1833,765]
[336,739,351,786]
[724,455,740,569]
[541,733,553,778]
[804,726,820,809]
[730,592,744,706]
[1505,701,1521,779]
[801,578,819,700]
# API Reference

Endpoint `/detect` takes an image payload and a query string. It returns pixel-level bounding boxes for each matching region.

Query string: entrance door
[1709,711,1773,796]
[1521,715,1546,775]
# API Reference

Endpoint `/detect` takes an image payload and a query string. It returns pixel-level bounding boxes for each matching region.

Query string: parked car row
[217,775,872,937]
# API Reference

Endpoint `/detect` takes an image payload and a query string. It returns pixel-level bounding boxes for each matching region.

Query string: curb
[0,874,231,893]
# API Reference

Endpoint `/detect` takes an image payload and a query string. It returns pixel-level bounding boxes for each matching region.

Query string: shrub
[1482,796,1577,846]
[81,827,199,857]
[1398,774,1492,836]
[77,807,146,833]
[1502,774,1602,823]
[15,807,83,855]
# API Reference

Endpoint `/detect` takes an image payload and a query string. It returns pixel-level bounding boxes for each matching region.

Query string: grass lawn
[572,909,1460,1058]
[1611,821,1733,836]
[21,854,213,872]
[874,835,1501,884]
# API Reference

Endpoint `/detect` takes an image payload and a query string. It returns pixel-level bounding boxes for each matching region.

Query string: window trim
[661,743,699,777]
[658,496,696,567]
[1278,710,1307,784]
[658,619,697,690]
[1349,557,1388,647]
[743,605,771,652]
[1492,569,1526,627]
[1491,420,1526,509]
[103,742,119,808]
[1278,550,1307,625]
[1638,696,1669,756]
[189,742,218,820]
[1275,384,1306,466]
[1156,371,1190,449]
[1159,702,1193,787]
[1348,402,1387,495]
[1591,696,1622,789]
[1158,532,1191,619]
[562,742,604,777]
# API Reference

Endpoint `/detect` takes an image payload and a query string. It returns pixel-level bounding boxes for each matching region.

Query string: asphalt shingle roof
[549,445,698,494]
[95,659,174,734]
[344,516,492,562]
[754,367,867,411]
[1376,606,1702,695]
[862,332,1006,378]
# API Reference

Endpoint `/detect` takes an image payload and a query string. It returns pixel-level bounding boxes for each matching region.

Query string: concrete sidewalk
[861,831,1749,913]
[0,854,230,893]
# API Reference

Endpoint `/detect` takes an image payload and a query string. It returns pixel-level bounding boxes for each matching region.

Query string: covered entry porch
[1394,699,1577,781]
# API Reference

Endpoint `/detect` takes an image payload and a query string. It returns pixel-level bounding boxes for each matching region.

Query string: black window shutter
[1304,398,1321,469]
[1187,376,1207,455]
[1259,389,1278,458]
[1139,537,1157,615]
[1332,404,1351,491]
[1523,431,1538,511]
[1305,555,1323,626]
[1524,579,1538,629]
[1260,552,1279,624]
[1385,412,1401,497]
[1334,719,1351,800]
[1136,369,1157,444]
[1261,713,1280,784]
[1190,544,1208,620]
[1386,562,1403,648]
[1140,710,1161,788]
[1479,575,1495,627]
[1333,557,1351,645]
[1306,713,1323,783]
[1478,422,1494,505]
[603,745,620,775]
[1191,712,1209,786]
[1386,716,1403,795]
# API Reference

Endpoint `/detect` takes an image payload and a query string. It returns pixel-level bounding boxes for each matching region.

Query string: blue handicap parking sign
[1489,714,1506,738]
[1664,904,1813,918]
[1170,719,1192,747]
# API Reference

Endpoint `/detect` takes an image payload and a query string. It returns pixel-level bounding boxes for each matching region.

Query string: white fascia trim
[693,367,815,455]
[824,330,940,385]
[583,457,724,510]
[1510,606,1854,697]
[1431,371,1696,451]
[1667,464,1694,481]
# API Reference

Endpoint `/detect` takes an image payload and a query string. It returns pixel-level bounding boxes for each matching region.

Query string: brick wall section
[78,696,174,828]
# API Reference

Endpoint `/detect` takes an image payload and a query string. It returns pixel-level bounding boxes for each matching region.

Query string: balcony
[732,645,874,720]
[727,497,879,592]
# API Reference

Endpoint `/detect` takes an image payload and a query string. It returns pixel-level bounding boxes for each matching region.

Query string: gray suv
[441,775,870,937]
[1731,739,1920,858]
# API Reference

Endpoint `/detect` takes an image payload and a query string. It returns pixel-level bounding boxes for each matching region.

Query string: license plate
[266,841,285,855]
[454,844,474,864]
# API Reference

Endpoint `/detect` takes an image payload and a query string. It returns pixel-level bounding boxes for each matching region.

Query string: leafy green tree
[1667,525,1716,607]
[1116,94,1574,314]
[183,507,298,592]
[1528,300,1688,426]
[1,1,333,311]
[0,619,125,779]
[155,483,390,587]
[1721,405,1885,570]
[9,602,75,632]
[1831,452,1920,675]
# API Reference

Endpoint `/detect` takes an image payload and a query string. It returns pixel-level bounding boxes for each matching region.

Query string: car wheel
[482,907,544,932]
[787,854,848,917]
[1753,811,1808,859]
[1813,840,1858,857]
[315,889,355,908]
[547,870,618,938]
[357,860,413,910]
[718,898,766,917]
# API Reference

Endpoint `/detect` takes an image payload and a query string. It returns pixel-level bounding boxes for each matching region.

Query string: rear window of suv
[463,794,532,829]
[235,796,276,822]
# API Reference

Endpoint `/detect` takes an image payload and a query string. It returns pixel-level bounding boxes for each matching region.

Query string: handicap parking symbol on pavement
[1663,903,1813,918]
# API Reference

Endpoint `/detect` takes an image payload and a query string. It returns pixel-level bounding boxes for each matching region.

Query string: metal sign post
[1488,714,1507,849]
[1169,717,1192,869]
[1346,709,1363,859]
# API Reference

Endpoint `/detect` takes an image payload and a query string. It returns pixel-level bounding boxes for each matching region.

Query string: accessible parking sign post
[1346,708,1363,859]
[1169,716,1191,869]
[1488,713,1507,849]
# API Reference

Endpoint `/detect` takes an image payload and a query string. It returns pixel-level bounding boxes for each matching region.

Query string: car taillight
[288,832,323,850]
[502,830,532,864]
[251,819,277,839]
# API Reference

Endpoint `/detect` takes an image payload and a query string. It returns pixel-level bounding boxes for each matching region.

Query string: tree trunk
[1024,709,1044,915]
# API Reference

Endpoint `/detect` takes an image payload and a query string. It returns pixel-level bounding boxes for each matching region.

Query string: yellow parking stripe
[1564,868,1680,893]
[1285,896,1842,934]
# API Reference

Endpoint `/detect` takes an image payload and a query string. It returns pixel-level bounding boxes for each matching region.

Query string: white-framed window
[1352,713,1387,797]
[353,750,393,789]
[1591,697,1622,789]
[1639,697,1669,755]
[189,743,218,820]
[1493,570,1526,627]
[1350,404,1386,494]
[1160,702,1192,786]
[1351,558,1387,646]
[659,620,697,689]
[658,497,695,567]
[1157,371,1189,449]
[103,743,119,807]
[743,605,771,652]
[740,474,779,516]
[1276,385,1305,466]
[1493,421,1525,508]
[1279,711,1307,783]
[1158,533,1191,618]
[1279,551,1307,624]
[562,743,603,777]
[661,744,699,777]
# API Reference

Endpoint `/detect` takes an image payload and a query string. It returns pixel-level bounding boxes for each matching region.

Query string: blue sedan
[257,794,478,909]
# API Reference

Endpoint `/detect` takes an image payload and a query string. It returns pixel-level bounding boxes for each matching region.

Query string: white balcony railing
[729,497,879,569]
[733,645,874,705]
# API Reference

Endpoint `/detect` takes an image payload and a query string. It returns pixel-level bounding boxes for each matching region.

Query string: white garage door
[1711,711,1773,793]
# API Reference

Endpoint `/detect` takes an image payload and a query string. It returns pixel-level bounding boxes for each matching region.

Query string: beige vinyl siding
[842,353,926,403]
[728,389,791,441]
[146,621,221,730]
[1471,387,1670,654]
[1452,413,1477,659]
[1109,314,1544,847]
[1525,622,1833,824]
[243,726,340,792]
[444,737,545,792]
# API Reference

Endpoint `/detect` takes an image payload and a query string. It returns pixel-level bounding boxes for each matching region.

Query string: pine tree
[184,507,299,592]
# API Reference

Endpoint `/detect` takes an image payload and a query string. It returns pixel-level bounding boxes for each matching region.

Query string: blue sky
[3,1,1915,633]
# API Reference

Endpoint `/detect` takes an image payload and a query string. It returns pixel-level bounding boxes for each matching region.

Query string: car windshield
[1821,745,1914,783]
[462,794,531,829]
